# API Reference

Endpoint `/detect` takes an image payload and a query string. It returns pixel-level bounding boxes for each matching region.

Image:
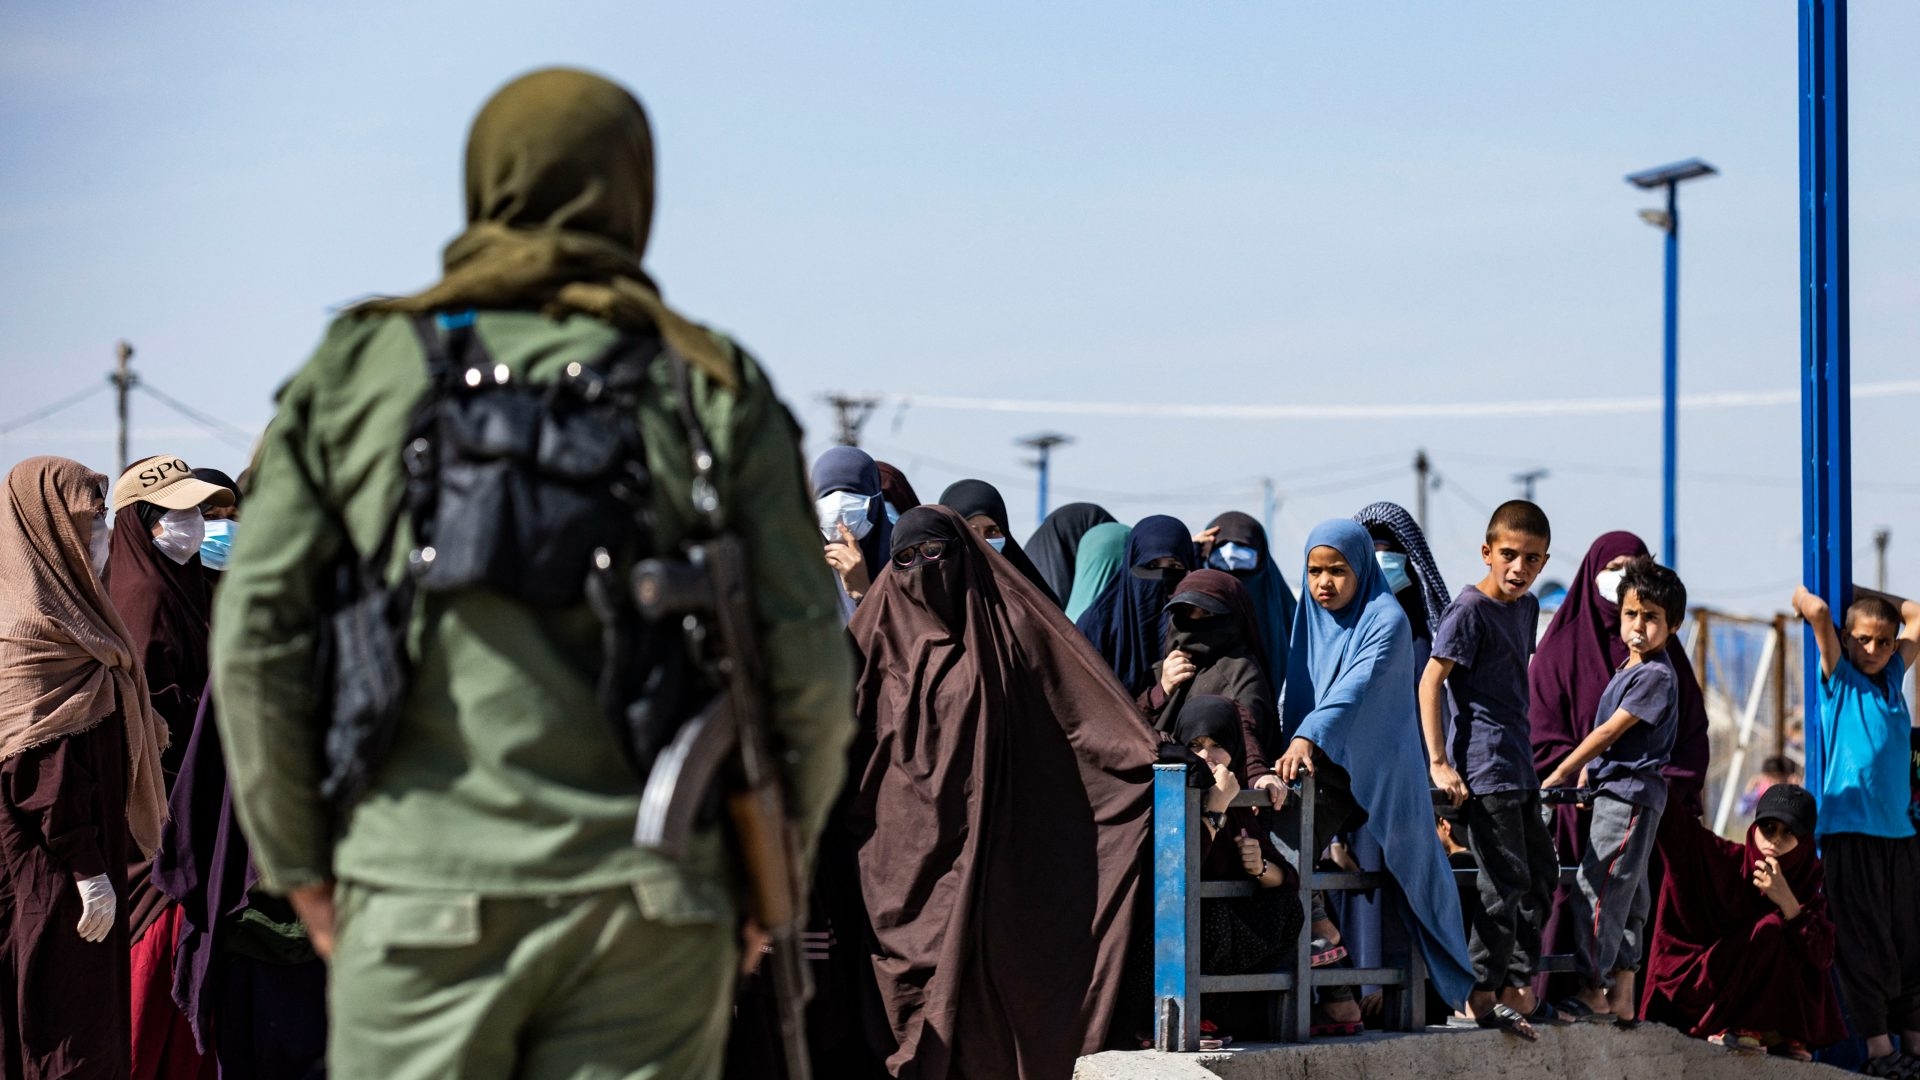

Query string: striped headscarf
[1353,501,1450,632]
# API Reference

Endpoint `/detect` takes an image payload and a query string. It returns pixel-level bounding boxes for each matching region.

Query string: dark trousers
[1462,788,1557,992]
[1826,832,1920,1038]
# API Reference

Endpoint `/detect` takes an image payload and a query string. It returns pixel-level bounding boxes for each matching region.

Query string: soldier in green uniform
[211,68,852,1080]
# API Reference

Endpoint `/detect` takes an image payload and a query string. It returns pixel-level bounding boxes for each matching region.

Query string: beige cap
[112,455,236,513]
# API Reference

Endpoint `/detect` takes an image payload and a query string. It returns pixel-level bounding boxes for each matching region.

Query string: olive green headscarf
[366,67,732,386]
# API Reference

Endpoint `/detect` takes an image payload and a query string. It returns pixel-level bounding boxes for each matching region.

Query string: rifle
[629,357,814,1080]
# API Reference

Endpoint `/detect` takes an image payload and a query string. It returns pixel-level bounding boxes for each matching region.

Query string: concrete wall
[1076,1023,1845,1080]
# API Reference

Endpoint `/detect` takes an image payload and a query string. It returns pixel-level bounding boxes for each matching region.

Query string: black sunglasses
[892,539,952,569]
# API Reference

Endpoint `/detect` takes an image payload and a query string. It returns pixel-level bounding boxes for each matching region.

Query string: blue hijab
[811,445,893,575]
[1282,519,1473,1007]
[1074,514,1195,696]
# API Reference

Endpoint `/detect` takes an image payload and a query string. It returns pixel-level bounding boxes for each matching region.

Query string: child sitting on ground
[1791,584,1920,1077]
[1643,783,1845,1060]
[1420,500,1554,1037]
[1541,557,1686,1024]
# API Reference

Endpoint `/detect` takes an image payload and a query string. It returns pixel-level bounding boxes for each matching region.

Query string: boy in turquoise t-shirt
[1792,585,1920,1075]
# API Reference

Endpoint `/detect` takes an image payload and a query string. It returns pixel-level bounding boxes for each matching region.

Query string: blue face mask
[1209,542,1259,573]
[1376,550,1412,594]
[986,536,1007,554]
[200,518,237,571]
[885,502,903,525]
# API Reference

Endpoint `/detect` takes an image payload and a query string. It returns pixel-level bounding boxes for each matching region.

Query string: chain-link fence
[1689,608,1803,839]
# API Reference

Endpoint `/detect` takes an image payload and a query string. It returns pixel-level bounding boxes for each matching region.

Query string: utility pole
[1413,450,1431,532]
[821,393,880,447]
[1017,432,1071,523]
[1875,528,1890,591]
[1513,468,1549,502]
[111,341,137,470]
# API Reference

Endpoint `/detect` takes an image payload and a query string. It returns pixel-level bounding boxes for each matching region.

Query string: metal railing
[1152,764,1583,1050]
[1152,764,1427,1049]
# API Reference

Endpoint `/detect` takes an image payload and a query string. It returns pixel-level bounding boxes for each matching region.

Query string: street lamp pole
[1018,433,1072,523]
[1628,158,1716,569]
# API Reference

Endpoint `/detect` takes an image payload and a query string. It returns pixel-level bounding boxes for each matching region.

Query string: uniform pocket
[352,890,483,951]
[630,865,730,927]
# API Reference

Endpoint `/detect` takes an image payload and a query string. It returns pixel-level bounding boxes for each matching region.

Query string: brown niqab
[849,506,1155,1079]
[362,67,733,388]
[0,457,169,855]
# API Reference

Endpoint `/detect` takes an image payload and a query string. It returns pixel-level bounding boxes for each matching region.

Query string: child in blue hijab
[1280,520,1477,1019]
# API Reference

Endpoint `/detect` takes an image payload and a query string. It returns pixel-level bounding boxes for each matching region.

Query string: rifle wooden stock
[727,782,799,931]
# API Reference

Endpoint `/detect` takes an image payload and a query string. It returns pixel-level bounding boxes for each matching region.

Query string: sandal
[1196,1019,1232,1052]
[1860,1052,1911,1077]
[1310,936,1348,968]
[1476,1003,1538,1041]
[1771,1039,1812,1062]
[1553,998,1614,1024]
[1311,1019,1364,1037]
[1707,1030,1764,1053]
[1527,1000,1566,1026]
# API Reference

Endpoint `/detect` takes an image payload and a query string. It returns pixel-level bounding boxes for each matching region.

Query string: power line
[888,378,1920,423]
[137,382,258,450]
[0,383,110,437]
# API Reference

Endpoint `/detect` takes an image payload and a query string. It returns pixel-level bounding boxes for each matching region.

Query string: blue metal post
[1036,443,1051,524]
[1151,764,1200,1051]
[1662,181,1681,568]
[1800,0,1851,796]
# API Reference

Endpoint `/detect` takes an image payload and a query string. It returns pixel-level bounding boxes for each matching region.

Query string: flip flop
[1552,998,1614,1024]
[1706,1031,1764,1054]
[1310,937,1348,968]
[1311,1020,1364,1038]
[1770,1039,1812,1062]
[1528,1000,1566,1026]
[1476,1003,1537,1041]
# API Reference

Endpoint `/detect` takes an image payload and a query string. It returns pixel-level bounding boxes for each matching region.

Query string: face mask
[1595,569,1626,606]
[885,502,903,525]
[1208,542,1259,574]
[816,492,874,543]
[153,508,206,566]
[986,536,1007,554]
[88,520,111,578]
[200,519,237,571]
[1376,551,1413,595]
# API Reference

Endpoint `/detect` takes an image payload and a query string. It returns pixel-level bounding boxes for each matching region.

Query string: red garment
[130,904,212,1080]
[1642,813,1846,1046]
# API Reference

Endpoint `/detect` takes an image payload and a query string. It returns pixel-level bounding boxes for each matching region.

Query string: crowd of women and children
[3,441,1919,1078]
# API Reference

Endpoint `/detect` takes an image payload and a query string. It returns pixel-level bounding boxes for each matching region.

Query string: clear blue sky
[3,2,1916,611]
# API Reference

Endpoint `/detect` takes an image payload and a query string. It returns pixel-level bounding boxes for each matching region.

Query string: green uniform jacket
[211,311,852,922]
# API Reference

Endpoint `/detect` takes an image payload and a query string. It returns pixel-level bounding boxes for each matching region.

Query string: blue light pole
[1627,158,1716,569]
[1800,0,1851,795]
[1019,432,1072,523]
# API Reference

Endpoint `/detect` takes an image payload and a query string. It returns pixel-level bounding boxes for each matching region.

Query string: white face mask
[816,492,874,543]
[88,519,111,578]
[986,536,1007,554]
[152,508,206,566]
[1594,568,1626,606]
[1209,542,1260,573]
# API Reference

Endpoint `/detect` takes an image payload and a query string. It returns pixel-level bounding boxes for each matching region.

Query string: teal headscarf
[1063,523,1129,624]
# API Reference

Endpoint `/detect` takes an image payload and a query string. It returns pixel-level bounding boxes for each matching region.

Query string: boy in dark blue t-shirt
[1421,500,1552,1036]
[1792,584,1920,1073]
[1542,558,1684,1023]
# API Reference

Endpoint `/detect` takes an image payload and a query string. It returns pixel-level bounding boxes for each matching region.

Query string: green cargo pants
[329,882,736,1080]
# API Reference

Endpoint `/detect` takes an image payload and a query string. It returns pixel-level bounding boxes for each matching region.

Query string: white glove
[75,874,115,943]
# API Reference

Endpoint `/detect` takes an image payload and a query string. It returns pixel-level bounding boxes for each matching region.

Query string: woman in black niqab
[938,479,1061,606]
[1027,502,1117,609]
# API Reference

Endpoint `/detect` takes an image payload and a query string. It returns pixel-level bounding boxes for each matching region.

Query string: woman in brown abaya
[849,506,1157,1079]
[0,456,171,1079]
[104,454,232,1080]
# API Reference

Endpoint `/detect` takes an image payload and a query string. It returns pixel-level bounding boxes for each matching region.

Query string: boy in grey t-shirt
[1420,500,1554,1035]
[1541,558,1685,1023]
